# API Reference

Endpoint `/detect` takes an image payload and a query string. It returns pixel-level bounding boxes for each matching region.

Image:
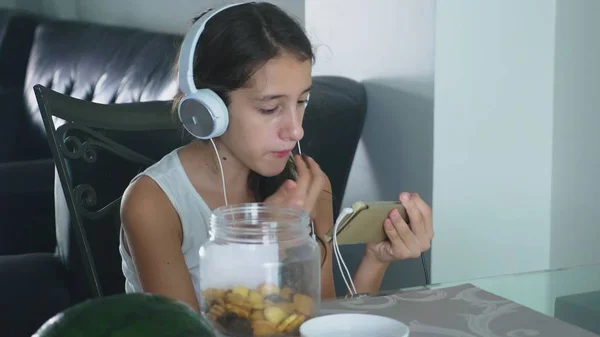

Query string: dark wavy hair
[172,3,327,264]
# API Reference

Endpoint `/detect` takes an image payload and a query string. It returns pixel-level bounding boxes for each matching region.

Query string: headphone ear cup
[178,89,229,139]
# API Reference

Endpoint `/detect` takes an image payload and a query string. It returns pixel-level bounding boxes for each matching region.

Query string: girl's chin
[252,161,288,178]
[254,167,287,178]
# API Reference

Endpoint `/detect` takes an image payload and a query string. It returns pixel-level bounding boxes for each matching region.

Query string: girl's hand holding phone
[366,192,434,263]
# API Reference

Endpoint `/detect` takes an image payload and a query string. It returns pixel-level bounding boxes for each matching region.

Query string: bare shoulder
[120,175,180,238]
[121,175,172,214]
[120,175,199,310]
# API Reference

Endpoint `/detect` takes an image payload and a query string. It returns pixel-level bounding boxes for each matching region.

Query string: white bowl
[299,313,409,337]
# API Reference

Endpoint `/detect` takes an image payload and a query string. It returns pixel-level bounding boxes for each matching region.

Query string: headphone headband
[178,1,253,94]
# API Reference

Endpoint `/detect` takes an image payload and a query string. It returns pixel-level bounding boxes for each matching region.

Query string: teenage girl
[118,2,434,312]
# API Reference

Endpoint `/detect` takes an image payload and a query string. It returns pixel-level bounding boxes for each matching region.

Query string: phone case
[323,201,408,245]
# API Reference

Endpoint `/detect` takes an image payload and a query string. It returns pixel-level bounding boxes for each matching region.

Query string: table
[321,263,600,336]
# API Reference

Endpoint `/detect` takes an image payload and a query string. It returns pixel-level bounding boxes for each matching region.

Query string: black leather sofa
[0,10,56,256]
[0,9,367,337]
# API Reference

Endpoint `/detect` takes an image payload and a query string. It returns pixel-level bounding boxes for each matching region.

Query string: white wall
[550,0,600,270]
[305,0,576,295]
[4,0,304,35]
[548,0,600,315]
[431,0,556,283]
[433,0,600,286]
[305,0,436,291]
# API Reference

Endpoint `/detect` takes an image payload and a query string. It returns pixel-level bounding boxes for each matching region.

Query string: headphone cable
[420,252,430,285]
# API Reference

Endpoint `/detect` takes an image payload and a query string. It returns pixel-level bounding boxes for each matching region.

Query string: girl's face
[221,52,312,177]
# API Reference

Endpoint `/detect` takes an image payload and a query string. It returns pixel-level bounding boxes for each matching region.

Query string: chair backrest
[34,84,183,302]
[34,74,367,304]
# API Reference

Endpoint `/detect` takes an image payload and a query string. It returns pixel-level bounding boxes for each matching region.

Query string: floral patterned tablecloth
[320,283,599,337]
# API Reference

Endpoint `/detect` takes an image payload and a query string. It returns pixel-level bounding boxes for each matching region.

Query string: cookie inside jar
[202,283,316,337]
[198,203,322,337]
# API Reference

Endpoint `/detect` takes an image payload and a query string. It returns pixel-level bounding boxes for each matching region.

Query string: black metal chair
[34,84,184,303]
[32,75,367,304]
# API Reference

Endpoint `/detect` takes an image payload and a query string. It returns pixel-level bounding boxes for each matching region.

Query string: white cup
[299,313,410,337]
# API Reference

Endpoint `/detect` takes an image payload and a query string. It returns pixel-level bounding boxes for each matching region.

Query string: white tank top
[118,147,211,305]
[118,147,280,307]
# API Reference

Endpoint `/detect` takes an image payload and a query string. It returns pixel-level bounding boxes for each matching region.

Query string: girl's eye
[260,106,279,114]
[297,100,308,106]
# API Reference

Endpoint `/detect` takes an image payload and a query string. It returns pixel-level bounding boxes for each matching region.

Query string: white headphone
[177,1,317,234]
[177,1,254,139]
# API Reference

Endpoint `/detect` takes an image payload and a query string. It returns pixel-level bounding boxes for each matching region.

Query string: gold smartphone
[323,201,408,245]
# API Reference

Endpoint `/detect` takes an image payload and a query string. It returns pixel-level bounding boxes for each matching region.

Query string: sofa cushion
[0,253,70,337]
[23,20,182,160]
[0,10,42,162]
[0,159,56,255]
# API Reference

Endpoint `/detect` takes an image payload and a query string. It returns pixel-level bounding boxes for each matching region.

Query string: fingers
[303,156,326,211]
[399,192,425,234]
[265,179,296,205]
[294,154,311,199]
[399,193,432,251]
[385,209,421,259]
[370,193,435,263]
[266,155,327,218]
[383,220,412,259]
[411,193,434,240]
[290,155,326,211]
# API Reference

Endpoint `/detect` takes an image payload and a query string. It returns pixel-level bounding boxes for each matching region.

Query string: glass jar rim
[209,202,311,242]
[212,202,308,221]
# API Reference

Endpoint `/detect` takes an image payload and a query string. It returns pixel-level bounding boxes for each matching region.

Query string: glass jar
[198,203,321,337]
